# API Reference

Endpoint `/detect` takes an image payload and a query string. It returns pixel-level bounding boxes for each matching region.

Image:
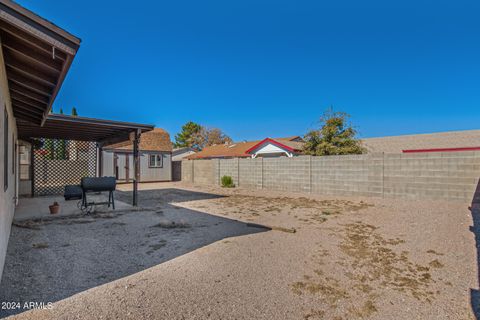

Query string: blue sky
[17,0,480,141]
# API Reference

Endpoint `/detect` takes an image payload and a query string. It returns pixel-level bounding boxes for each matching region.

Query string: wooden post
[132,129,141,206]
[30,143,34,197]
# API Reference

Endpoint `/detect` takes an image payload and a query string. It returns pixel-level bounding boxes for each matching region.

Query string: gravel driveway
[2,182,479,319]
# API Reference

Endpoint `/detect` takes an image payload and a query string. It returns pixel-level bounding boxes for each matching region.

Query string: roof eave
[0,0,81,125]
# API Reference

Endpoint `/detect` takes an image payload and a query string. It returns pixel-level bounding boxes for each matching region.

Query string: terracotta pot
[49,202,60,214]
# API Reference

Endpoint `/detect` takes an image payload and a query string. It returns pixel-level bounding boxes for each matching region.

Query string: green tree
[44,138,55,160]
[56,108,67,159]
[71,107,78,116]
[303,108,365,156]
[174,121,203,150]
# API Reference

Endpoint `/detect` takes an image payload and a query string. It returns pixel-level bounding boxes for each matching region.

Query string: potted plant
[49,201,60,214]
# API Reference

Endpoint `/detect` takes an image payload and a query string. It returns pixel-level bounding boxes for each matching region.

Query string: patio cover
[18,114,153,206]
[17,114,154,146]
[0,0,81,126]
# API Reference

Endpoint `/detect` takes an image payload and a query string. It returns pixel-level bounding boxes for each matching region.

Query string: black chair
[64,185,83,201]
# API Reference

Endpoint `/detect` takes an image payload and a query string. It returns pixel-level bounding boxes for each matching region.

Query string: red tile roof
[187,137,304,159]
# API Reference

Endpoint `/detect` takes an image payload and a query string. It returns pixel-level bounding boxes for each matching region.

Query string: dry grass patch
[339,221,439,302]
[426,249,444,256]
[291,220,445,319]
[303,309,326,319]
[291,276,349,305]
[428,259,444,268]
[348,300,378,318]
[198,194,373,224]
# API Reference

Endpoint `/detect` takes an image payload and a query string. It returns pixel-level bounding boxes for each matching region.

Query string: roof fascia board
[245,138,295,154]
[0,1,80,53]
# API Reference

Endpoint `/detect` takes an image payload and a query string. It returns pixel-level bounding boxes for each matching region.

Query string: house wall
[0,39,18,279]
[102,151,172,182]
[140,152,171,182]
[172,149,195,161]
[182,152,480,203]
[102,151,114,176]
[253,143,292,157]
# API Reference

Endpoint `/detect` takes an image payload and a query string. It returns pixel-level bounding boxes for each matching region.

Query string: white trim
[251,142,294,158]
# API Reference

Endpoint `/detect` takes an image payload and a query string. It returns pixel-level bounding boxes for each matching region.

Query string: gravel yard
[2,182,479,319]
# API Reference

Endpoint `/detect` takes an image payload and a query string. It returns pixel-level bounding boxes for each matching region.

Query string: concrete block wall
[193,159,216,185]
[219,159,239,186]
[181,151,480,202]
[263,156,311,192]
[181,160,193,182]
[384,151,480,201]
[311,154,384,197]
[238,158,263,189]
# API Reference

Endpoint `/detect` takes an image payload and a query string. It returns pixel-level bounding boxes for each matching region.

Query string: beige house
[362,129,480,153]
[102,128,173,183]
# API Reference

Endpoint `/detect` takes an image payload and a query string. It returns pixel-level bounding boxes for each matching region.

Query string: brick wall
[181,151,480,202]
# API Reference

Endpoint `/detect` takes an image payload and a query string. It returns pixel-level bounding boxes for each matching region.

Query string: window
[19,144,31,181]
[149,154,163,168]
[4,106,8,191]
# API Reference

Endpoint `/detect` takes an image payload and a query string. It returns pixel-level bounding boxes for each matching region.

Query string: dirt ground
[2,182,479,319]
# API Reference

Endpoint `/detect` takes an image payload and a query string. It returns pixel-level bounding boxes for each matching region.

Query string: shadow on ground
[470,179,480,319]
[0,188,267,318]
[116,188,226,207]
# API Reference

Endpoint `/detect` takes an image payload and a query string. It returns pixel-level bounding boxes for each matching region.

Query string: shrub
[221,175,235,188]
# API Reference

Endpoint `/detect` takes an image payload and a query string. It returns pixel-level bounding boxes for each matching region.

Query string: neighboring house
[102,129,172,182]
[362,129,480,153]
[172,147,196,161]
[187,136,304,159]
[171,147,196,181]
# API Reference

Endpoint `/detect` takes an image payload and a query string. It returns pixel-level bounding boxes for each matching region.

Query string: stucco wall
[0,38,18,279]
[101,151,114,177]
[140,152,171,182]
[102,151,172,182]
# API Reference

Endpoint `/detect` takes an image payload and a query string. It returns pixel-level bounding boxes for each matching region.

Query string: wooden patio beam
[9,81,50,104]
[8,70,53,96]
[0,20,67,62]
[1,32,63,74]
[11,92,47,110]
[5,56,57,87]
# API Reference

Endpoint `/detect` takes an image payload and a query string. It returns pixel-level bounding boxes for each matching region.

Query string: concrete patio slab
[14,193,132,221]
